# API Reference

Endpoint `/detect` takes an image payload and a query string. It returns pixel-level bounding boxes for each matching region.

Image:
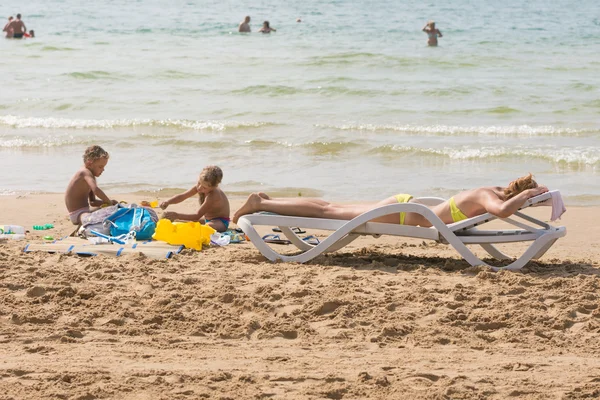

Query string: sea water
[1,0,599,204]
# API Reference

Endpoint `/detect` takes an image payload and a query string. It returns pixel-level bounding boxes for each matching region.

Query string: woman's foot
[233,193,263,223]
[257,192,270,200]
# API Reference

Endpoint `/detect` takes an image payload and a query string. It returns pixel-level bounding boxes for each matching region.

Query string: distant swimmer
[258,21,276,34]
[238,16,251,33]
[7,13,26,39]
[296,18,302,23]
[3,16,13,38]
[422,21,442,46]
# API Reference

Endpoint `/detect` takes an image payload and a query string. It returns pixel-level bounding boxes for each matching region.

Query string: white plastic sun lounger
[237,191,566,271]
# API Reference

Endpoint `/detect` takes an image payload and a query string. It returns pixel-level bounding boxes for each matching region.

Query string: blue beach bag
[104,206,158,240]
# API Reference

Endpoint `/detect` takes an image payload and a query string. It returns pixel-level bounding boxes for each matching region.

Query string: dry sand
[1,193,599,400]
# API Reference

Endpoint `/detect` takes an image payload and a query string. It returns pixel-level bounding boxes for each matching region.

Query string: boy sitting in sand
[65,145,117,225]
[160,165,231,232]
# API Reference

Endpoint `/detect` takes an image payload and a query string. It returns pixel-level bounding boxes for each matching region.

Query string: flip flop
[262,234,291,245]
[302,235,320,246]
[272,227,306,234]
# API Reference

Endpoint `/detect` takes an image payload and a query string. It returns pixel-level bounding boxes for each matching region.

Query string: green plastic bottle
[33,224,54,230]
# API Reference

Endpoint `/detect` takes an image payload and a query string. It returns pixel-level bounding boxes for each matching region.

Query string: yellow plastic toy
[140,200,159,208]
[152,219,215,250]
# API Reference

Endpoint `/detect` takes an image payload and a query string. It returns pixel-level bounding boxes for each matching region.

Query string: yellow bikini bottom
[449,197,469,222]
[394,194,413,225]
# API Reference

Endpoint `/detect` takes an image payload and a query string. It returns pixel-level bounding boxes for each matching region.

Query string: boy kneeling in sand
[65,145,117,225]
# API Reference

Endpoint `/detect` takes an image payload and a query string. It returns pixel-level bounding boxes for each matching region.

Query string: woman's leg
[257,192,332,206]
[233,193,402,223]
[257,192,378,209]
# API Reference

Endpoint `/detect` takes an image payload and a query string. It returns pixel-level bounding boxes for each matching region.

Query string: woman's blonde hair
[504,173,538,200]
[198,165,223,204]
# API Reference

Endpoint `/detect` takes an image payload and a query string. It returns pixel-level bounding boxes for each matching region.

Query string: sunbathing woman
[232,174,548,226]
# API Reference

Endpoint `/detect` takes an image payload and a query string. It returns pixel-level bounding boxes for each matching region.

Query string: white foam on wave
[0,115,271,131]
[317,123,593,136]
[0,136,90,148]
[0,189,17,196]
[379,145,600,165]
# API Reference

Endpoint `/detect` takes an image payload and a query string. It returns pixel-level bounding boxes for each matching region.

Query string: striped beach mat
[23,236,184,259]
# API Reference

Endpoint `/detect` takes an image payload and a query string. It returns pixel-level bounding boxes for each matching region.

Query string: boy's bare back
[65,167,98,213]
[65,146,115,225]
[202,187,230,220]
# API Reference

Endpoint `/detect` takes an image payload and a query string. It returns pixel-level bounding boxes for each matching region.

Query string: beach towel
[78,204,158,240]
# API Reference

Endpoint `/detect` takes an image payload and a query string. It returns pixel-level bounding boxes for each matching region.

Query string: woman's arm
[160,186,198,209]
[484,186,548,218]
[437,29,442,37]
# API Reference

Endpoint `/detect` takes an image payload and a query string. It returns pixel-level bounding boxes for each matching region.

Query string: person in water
[160,165,231,232]
[233,174,548,226]
[422,21,442,46]
[258,21,276,33]
[238,16,251,33]
[7,13,26,39]
[3,16,13,38]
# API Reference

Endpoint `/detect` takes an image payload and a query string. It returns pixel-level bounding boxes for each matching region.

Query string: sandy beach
[1,193,599,399]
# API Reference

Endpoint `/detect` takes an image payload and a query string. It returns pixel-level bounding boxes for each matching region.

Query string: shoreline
[3,189,600,206]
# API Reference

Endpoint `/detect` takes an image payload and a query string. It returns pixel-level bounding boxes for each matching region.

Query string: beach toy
[43,236,54,241]
[210,233,231,247]
[0,225,26,234]
[33,224,54,230]
[152,219,215,250]
[140,200,159,208]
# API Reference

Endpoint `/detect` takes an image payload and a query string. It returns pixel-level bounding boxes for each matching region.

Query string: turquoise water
[1,0,599,204]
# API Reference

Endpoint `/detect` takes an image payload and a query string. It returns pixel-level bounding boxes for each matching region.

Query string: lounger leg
[479,244,512,260]
[237,219,282,262]
[280,226,313,251]
[324,234,361,253]
[531,238,557,260]
[489,231,564,271]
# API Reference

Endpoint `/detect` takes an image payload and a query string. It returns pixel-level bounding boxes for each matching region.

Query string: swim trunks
[449,197,469,222]
[205,217,230,230]
[394,194,413,225]
[68,206,91,225]
[13,33,23,39]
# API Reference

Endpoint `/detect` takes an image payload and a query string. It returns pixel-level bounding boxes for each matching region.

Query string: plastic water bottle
[33,224,54,230]
[0,225,26,234]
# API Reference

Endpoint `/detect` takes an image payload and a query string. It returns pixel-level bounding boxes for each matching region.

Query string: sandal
[272,227,306,234]
[302,235,320,245]
[262,234,291,245]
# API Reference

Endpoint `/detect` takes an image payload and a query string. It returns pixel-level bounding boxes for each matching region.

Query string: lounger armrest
[522,190,557,208]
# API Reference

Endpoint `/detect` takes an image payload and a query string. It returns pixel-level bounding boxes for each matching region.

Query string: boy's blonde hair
[199,165,223,187]
[83,145,109,163]
[504,173,538,200]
